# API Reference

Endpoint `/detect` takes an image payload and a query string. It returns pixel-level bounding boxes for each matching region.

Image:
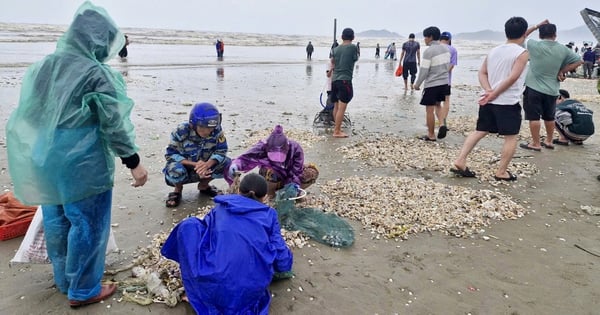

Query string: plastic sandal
[493,171,517,181]
[69,283,117,308]
[199,185,221,197]
[165,192,182,207]
[450,167,476,178]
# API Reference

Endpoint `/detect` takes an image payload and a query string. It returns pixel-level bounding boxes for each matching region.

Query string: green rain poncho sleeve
[6,2,137,205]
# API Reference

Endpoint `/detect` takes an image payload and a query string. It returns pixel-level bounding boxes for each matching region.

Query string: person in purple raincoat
[228,125,319,197]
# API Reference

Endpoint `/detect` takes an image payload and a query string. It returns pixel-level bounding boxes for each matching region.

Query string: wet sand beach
[1,42,600,314]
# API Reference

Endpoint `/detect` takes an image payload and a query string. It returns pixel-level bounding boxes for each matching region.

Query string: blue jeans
[42,189,112,301]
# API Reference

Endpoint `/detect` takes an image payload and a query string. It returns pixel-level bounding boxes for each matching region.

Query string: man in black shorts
[329,27,358,138]
[413,26,450,141]
[452,17,531,181]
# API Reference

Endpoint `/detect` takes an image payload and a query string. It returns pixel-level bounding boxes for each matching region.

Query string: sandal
[69,283,117,308]
[552,139,569,146]
[166,192,182,207]
[418,135,436,142]
[437,125,448,139]
[199,185,222,197]
[541,142,554,150]
[494,171,517,181]
[519,142,541,152]
[450,167,476,178]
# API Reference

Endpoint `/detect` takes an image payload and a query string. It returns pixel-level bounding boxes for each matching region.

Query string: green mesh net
[274,185,354,247]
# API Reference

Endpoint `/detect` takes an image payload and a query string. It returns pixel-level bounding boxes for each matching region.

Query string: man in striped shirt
[413,26,450,141]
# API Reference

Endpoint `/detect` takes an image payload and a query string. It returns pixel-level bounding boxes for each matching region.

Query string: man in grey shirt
[414,26,450,141]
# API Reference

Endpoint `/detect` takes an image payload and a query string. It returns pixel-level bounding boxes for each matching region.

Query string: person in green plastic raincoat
[6,1,148,308]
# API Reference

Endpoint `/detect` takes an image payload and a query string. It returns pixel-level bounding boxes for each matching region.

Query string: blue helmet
[189,102,221,129]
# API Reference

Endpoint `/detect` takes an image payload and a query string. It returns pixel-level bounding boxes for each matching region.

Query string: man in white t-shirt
[451,17,531,181]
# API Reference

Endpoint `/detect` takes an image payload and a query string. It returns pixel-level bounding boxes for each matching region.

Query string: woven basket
[0,218,33,241]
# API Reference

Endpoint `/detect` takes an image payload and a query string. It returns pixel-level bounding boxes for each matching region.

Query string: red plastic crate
[0,217,33,241]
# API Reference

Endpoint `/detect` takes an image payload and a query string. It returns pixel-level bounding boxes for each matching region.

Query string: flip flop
[418,135,436,142]
[69,283,117,308]
[450,167,476,178]
[552,139,569,146]
[494,171,517,181]
[541,142,554,150]
[166,192,182,207]
[437,125,448,139]
[519,142,541,152]
[199,185,222,197]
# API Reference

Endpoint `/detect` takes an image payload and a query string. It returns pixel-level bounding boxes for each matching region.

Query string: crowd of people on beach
[4,1,600,314]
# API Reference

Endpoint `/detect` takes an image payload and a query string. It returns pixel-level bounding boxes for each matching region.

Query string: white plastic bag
[10,206,118,265]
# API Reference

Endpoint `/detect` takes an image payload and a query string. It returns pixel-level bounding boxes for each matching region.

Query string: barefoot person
[399,33,421,90]
[163,102,231,207]
[451,16,530,181]
[6,2,148,307]
[330,27,359,138]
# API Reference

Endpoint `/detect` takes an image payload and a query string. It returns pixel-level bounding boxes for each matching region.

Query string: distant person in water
[118,34,129,58]
[306,41,314,60]
[329,39,339,58]
[375,43,380,58]
[216,39,224,58]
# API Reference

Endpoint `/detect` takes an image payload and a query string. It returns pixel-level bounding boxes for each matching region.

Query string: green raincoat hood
[6,1,137,205]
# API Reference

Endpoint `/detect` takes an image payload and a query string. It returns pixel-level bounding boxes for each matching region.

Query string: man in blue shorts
[413,26,450,141]
[452,17,531,181]
[330,27,359,138]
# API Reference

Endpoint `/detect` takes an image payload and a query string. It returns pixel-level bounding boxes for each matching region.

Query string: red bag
[395,64,403,77]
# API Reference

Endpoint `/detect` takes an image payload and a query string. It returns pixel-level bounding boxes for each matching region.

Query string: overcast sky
[1,0,598,36]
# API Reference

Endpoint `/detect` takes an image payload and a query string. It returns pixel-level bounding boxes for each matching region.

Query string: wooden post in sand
[333,18,337,44]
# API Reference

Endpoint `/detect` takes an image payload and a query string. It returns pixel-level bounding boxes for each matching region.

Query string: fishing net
[273,185,354,247]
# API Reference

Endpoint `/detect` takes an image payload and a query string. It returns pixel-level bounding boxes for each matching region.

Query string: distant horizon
[0,21,595,42]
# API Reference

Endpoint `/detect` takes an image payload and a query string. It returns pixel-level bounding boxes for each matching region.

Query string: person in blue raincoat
[6,1,148,307]
[161,173,293,314]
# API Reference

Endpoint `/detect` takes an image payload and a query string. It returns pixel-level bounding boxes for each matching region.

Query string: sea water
[0,23,503,137]
[0,22,499,86]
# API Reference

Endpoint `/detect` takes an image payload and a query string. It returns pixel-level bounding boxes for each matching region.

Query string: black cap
[409,33,415,38]
[240,173,267,199]
[559,89,570,99]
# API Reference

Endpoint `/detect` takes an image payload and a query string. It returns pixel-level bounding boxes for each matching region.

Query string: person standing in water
[330,28,359,138]
[306,41,314,60]
[118,34,129,58]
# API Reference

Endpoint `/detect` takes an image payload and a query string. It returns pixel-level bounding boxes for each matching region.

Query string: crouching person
[161,173,294,314]
[163,102,231,207]
[553,89,594,145]
[229,125,319,198]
